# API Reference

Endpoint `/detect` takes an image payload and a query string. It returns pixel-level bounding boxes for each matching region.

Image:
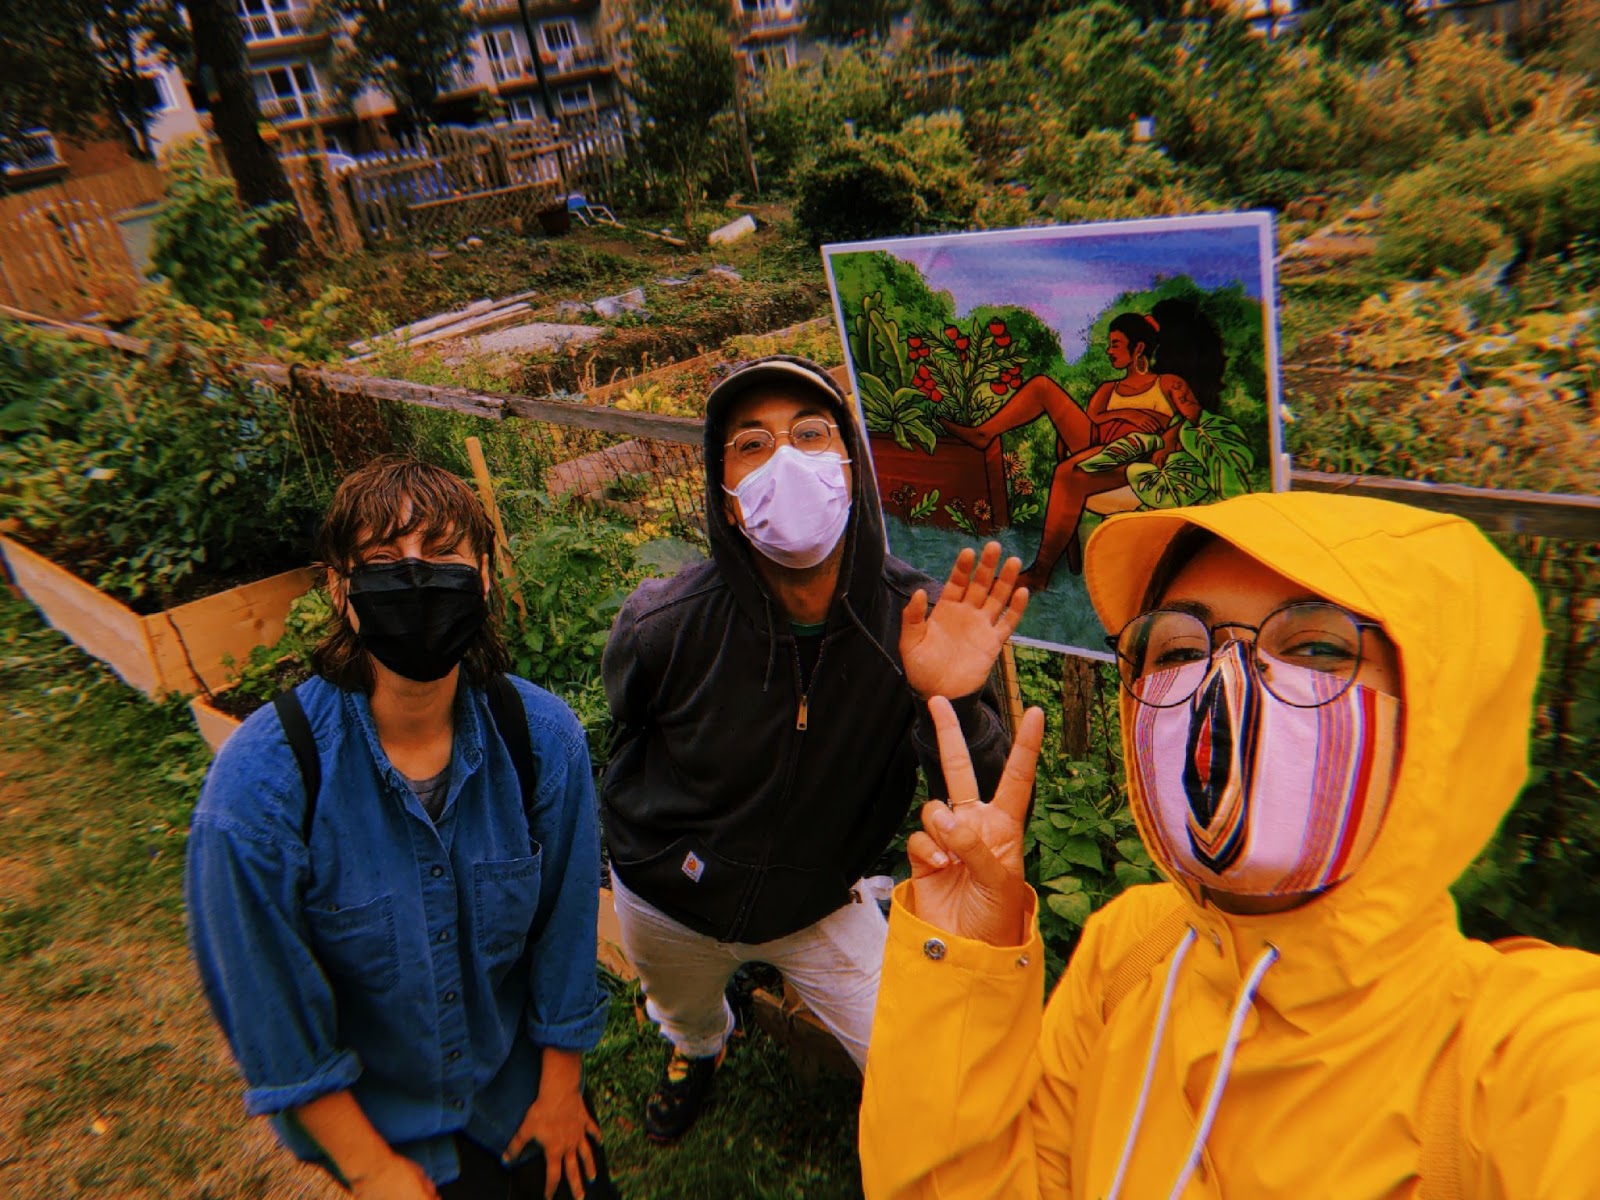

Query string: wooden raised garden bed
[189,693,245,753]
[866,433,1010,535]
[1,534,317,700]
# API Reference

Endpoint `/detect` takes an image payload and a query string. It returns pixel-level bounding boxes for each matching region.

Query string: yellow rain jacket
[860,492,1600,1199]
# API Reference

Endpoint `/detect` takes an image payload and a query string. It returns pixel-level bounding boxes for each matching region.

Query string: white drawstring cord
[1165,942,1281,1200]
[1105,927,1199,1200]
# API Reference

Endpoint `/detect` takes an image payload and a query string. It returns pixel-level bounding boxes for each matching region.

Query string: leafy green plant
[906,314,1027,427]
[223,589,333,709]
[858,372,939,454]
[0,295,320,607]
[150,142,290,325]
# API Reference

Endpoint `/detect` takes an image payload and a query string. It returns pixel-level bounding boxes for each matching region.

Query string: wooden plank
[1,534,162,696]
[408,179,541,213]
[146,565,319,696]
[189,695,242,754]
[1289,470,1600,541]
[0,304,146,351]
[504,394,704,443]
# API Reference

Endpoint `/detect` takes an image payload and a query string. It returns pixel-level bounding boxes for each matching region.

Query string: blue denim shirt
[185,675,608,1185]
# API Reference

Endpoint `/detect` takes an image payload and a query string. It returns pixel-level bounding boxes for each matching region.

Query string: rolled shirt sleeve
[519,685,609,1053]
[186,805,362,1115]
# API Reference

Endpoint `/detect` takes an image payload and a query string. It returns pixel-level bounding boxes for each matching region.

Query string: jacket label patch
[681,851,706,883]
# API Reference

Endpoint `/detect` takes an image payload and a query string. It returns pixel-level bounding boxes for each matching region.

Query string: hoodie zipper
[726,633,826,938]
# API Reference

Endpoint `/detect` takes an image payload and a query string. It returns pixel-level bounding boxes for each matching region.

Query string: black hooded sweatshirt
[599,356,1010,944]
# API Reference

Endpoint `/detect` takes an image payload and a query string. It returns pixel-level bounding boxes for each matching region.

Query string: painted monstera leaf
[1127,452,1210,509]
[1179,413,1256,497]
[1078,430,1164,473]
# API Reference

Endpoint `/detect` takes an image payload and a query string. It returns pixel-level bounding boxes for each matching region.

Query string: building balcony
[1,130,67,183]
[258,92,340,123]
[489,42,609,85]
[240,5,319,44]
[738,5,806,37]
[469,0,598,18]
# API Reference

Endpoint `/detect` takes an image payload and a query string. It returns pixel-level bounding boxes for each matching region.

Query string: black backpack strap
[272,690,321,843]
[486,673,538,811]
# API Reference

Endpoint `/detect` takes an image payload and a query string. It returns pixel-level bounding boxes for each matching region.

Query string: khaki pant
[611,875,888,1069]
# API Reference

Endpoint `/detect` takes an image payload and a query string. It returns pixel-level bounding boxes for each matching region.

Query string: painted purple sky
[884,221,1269,360]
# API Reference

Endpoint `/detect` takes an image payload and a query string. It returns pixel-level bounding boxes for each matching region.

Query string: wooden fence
[6,304,1598,544]
[0,160,163,227]
[0,198,143,319]
[322,122,627,248]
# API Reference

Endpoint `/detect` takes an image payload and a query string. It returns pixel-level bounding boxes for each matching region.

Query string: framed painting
[824,212,1286,656]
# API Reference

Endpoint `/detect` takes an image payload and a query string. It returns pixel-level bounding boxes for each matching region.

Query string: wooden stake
[998,641,1026,742]
[1060,653,1096,759]
[464,436,527,618]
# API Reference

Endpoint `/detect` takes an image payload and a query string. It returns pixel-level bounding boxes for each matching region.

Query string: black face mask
[345,559,487,683]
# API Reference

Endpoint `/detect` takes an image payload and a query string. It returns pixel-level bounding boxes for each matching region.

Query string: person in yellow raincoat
[859,491,1600,1199]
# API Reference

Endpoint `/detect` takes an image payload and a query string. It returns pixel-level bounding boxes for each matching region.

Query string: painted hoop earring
[1133,351,1150,375]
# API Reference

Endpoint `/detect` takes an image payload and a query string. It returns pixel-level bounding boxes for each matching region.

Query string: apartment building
[144,0,630,158]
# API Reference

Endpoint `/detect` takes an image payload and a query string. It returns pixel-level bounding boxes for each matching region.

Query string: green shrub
[1376,163,1506,278]
[150,142,289,325]
[795,113,982,246]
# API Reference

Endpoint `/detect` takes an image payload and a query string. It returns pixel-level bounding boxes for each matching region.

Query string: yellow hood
[1085,491,1544,951]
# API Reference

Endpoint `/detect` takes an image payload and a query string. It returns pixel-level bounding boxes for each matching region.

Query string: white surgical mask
[724,445,852,569]
[1129,641,1401,897]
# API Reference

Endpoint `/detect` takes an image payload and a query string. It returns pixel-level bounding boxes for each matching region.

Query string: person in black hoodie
[600,355,1025,1143]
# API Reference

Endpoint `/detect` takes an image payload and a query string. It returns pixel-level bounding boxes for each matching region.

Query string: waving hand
[901,541,1030,701]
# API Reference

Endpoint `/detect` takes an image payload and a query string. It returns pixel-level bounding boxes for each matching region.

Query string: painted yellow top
[860,491,1600,1200]
[1104,376,1175,417]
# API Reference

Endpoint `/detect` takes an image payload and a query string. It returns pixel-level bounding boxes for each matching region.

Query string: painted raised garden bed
[1,534,317,700]
[867,433,1010,536]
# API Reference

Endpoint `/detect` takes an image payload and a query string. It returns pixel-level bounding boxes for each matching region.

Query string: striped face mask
[1130,641,1402,897]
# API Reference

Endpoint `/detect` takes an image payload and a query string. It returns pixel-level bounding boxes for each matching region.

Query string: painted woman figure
[944,299,1223,591]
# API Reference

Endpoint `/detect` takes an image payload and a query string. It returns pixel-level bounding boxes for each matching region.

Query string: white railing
[2,131,62,174]
[240,5,311,42]
[258,92,328,121]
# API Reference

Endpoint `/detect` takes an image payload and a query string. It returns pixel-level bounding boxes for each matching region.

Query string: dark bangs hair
[312,456,511,692]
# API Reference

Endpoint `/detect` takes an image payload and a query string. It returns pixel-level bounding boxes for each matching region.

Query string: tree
[317,0,476,137]
[183,0,308,271]
[0,0,188,173]
[806,0,904,43]
[627,8,737,225]
[912,0,1077,58]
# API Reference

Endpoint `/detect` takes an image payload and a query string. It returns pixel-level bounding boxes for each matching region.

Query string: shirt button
[448,1049,462,1062]
[437,930,450,943]
[451,1098,465,1110]
[444,990,458,1003]
[431,865,444,878]
[923,938,946,961]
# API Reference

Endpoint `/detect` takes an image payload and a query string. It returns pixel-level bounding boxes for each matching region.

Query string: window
[556,85,593,113]
[251,61,319,118]
[507,96,542,124]
[541,19,578,53]
[139,73,176,114]
[483,27,529,82]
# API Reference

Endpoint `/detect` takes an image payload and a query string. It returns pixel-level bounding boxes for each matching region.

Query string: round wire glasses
[725,417,839,464]
[1106,601,1384,709]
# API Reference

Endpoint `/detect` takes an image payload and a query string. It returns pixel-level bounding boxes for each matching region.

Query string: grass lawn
[0,590,863,1199]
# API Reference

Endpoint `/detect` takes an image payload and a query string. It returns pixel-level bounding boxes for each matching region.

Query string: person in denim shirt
[187,458,613,1200]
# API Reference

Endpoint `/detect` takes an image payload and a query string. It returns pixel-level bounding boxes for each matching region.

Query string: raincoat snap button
[1210,930,1223,952]
[923,938,947,961]
[1016,954,1030,968]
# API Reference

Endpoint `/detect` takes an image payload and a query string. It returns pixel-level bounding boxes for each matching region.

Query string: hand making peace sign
[900,541,1030,702]
[909,697,1047,947]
